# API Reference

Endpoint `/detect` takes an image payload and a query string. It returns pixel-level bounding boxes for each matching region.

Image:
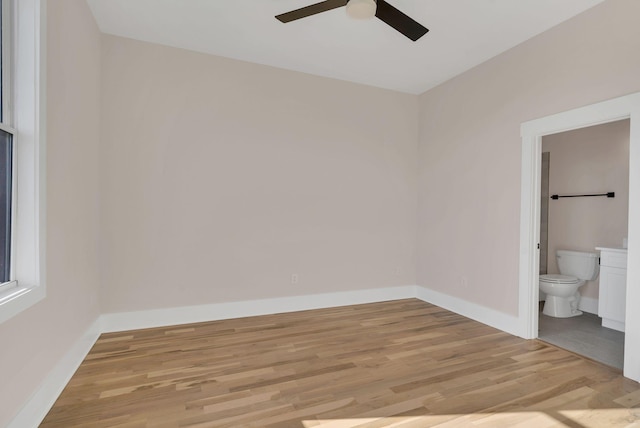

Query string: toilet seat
[540,274,580,284]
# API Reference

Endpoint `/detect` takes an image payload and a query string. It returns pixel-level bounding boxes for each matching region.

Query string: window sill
[0,282,45,324]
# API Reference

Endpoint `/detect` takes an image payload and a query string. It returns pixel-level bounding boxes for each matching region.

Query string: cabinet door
[599,266,627,324]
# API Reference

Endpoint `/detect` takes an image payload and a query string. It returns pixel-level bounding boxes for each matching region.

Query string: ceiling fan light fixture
[346,0,377,20]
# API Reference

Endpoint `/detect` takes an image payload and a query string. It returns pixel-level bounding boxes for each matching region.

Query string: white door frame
[518,91,640,382]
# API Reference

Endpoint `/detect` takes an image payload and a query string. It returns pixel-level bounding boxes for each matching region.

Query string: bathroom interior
[538,119,630,370]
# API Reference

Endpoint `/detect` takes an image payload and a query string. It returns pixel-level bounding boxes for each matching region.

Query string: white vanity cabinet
[596,247,627,332]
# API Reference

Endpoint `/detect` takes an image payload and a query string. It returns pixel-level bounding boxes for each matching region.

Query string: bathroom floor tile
[538,310,624,369]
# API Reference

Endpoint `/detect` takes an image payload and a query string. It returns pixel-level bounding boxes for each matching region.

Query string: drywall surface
[100,36,419,312]
[0,1,102,425]
[417,0,640,315]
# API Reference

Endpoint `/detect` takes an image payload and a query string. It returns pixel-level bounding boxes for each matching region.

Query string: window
[0,128,12,284]
[0,0,45,324]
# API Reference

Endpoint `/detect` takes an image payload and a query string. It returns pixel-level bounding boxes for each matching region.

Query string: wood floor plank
[40,299,640,427]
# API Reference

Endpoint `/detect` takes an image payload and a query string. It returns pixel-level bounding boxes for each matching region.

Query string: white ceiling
[86,0,605,94]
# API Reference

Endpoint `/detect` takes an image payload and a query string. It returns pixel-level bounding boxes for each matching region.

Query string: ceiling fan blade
[276,0,349,23]
[375,0,429,41]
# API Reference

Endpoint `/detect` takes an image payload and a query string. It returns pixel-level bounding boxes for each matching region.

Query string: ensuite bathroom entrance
[536,119,629,369]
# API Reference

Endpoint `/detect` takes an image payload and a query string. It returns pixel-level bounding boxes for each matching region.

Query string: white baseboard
[101,286,417,333]
[414,286,522,337]
[102,284,522,339]
[602,318,625,332]
[12,284,526,427]
[578,296,598,315]
[8,317,102,428]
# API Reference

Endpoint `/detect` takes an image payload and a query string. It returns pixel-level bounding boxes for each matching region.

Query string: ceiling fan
[276,0,429,42]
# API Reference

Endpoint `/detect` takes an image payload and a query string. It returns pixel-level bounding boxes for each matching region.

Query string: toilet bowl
[539,274,584,317]
[539,250,599,318]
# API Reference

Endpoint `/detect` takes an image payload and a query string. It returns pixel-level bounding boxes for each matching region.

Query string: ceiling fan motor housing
[346,0,377,20]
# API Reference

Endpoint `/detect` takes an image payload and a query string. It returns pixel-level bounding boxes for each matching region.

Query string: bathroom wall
[542,120,630,301]
[540,152,550,275]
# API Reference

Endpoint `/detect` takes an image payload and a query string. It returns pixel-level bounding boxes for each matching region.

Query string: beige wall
[99,36,419,313]
[542,120,629,299]
[417,0,640,315]
[0,1,102,425]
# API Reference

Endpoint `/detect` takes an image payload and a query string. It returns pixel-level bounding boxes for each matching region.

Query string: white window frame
[1,0,11,123]
[0,0,46,324]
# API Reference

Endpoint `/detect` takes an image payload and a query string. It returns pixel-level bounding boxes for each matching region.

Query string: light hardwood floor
[41,299,640,427]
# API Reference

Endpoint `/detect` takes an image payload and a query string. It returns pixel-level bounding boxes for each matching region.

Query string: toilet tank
[556,250,600,280]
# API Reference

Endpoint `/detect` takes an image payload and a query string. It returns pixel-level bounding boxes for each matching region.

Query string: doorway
[518,92,640,382]
[536,120,629,369]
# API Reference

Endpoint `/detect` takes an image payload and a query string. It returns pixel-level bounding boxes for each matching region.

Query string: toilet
[539,250,599,318]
